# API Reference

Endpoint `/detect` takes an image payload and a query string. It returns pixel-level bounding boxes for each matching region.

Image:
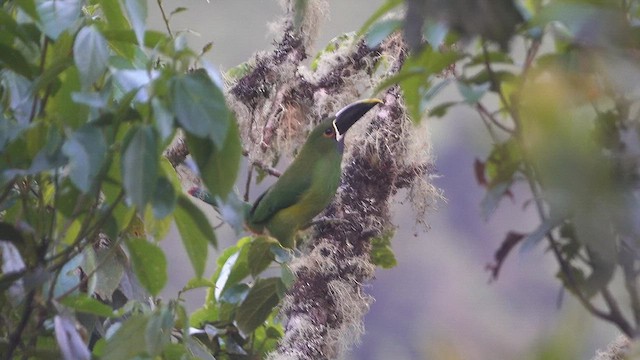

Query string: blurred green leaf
[365,19,402,47]
[123,0,147,45]
[220,283,250,304]
[60,294,114,317]
[174,196,215,278]
[35,0,82,40]
[73,25,109,88]
[248,236,277,277]
[185,120,241,201]
[122,125,158,209]
[428,101,457,118]
[151,176,176,219]
[170,70,230,147]
[236,278,280,334]
[457,81,490,104]
[357,0,403,36]
[102,315,149,360]
[0,44,33,78]
[145,307,174,356]
[126,237,167,296]
[62,125,106,193]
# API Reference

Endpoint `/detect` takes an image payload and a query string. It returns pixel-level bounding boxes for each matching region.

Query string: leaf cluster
[0,0,242,358]
[364,0,640,337]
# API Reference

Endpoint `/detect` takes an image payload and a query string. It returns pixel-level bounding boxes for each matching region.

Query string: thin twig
[242,149,282,177]
[244,166,253,202]
[156,0,173,38]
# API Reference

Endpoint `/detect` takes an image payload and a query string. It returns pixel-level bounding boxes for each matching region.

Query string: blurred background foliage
[1,0,640,359]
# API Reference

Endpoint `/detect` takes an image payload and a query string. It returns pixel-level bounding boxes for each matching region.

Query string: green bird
[190,98,382,248]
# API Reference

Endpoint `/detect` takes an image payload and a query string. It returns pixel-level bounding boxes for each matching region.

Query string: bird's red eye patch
[323,127,335,138]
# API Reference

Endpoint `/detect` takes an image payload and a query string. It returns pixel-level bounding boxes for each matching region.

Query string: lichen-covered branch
[166,2,439,358]
[267,36,438,359]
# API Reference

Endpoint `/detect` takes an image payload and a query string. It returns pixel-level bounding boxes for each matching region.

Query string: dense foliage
[2,0,640,359]
[366,0,640,338]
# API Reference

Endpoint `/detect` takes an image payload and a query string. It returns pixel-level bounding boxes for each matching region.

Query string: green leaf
[90,248,127,300]
[62,125,106,193]
[145,307,174,356]
[457,81,490,104]
[174,196,216,277]
[219,283,250,304]
[428,101,457,118]
[0,43,33,78]
[151,176,176,219]
[60,295,114,317]
[364,19,402,47]
[182,277,215,292]
[102,315,149,360]
[248,236,277,277]
[357,0,403,36]
[73,25,109,88]
[214,243,251,300]
[185,119,241,201]
[370,229,397,269]
[126,237,167,296]
[236,278,281,334]
[122,125,158,209]
[36,0,82,40]
[170,69,230,147]
[123,0,147,45]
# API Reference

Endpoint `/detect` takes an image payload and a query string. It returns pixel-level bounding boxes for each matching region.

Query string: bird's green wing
[248,169,312,224]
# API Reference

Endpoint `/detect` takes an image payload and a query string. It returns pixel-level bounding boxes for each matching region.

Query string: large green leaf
[102,315,149,360]
[186,120,241,201]
[170,70,230,147]
[174,195,217,277]
[36,0,82,40]
[62,124,106,193]
[73,25,110,88]
[151,176,176,219]
[0,43,33,78]
[236,278,281,334]
[145,307,174,356]
[125,237,167,296]
[60,294,115,317]
[121,125,158,210]
[248,236,277,277]
[122,0,146,45]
